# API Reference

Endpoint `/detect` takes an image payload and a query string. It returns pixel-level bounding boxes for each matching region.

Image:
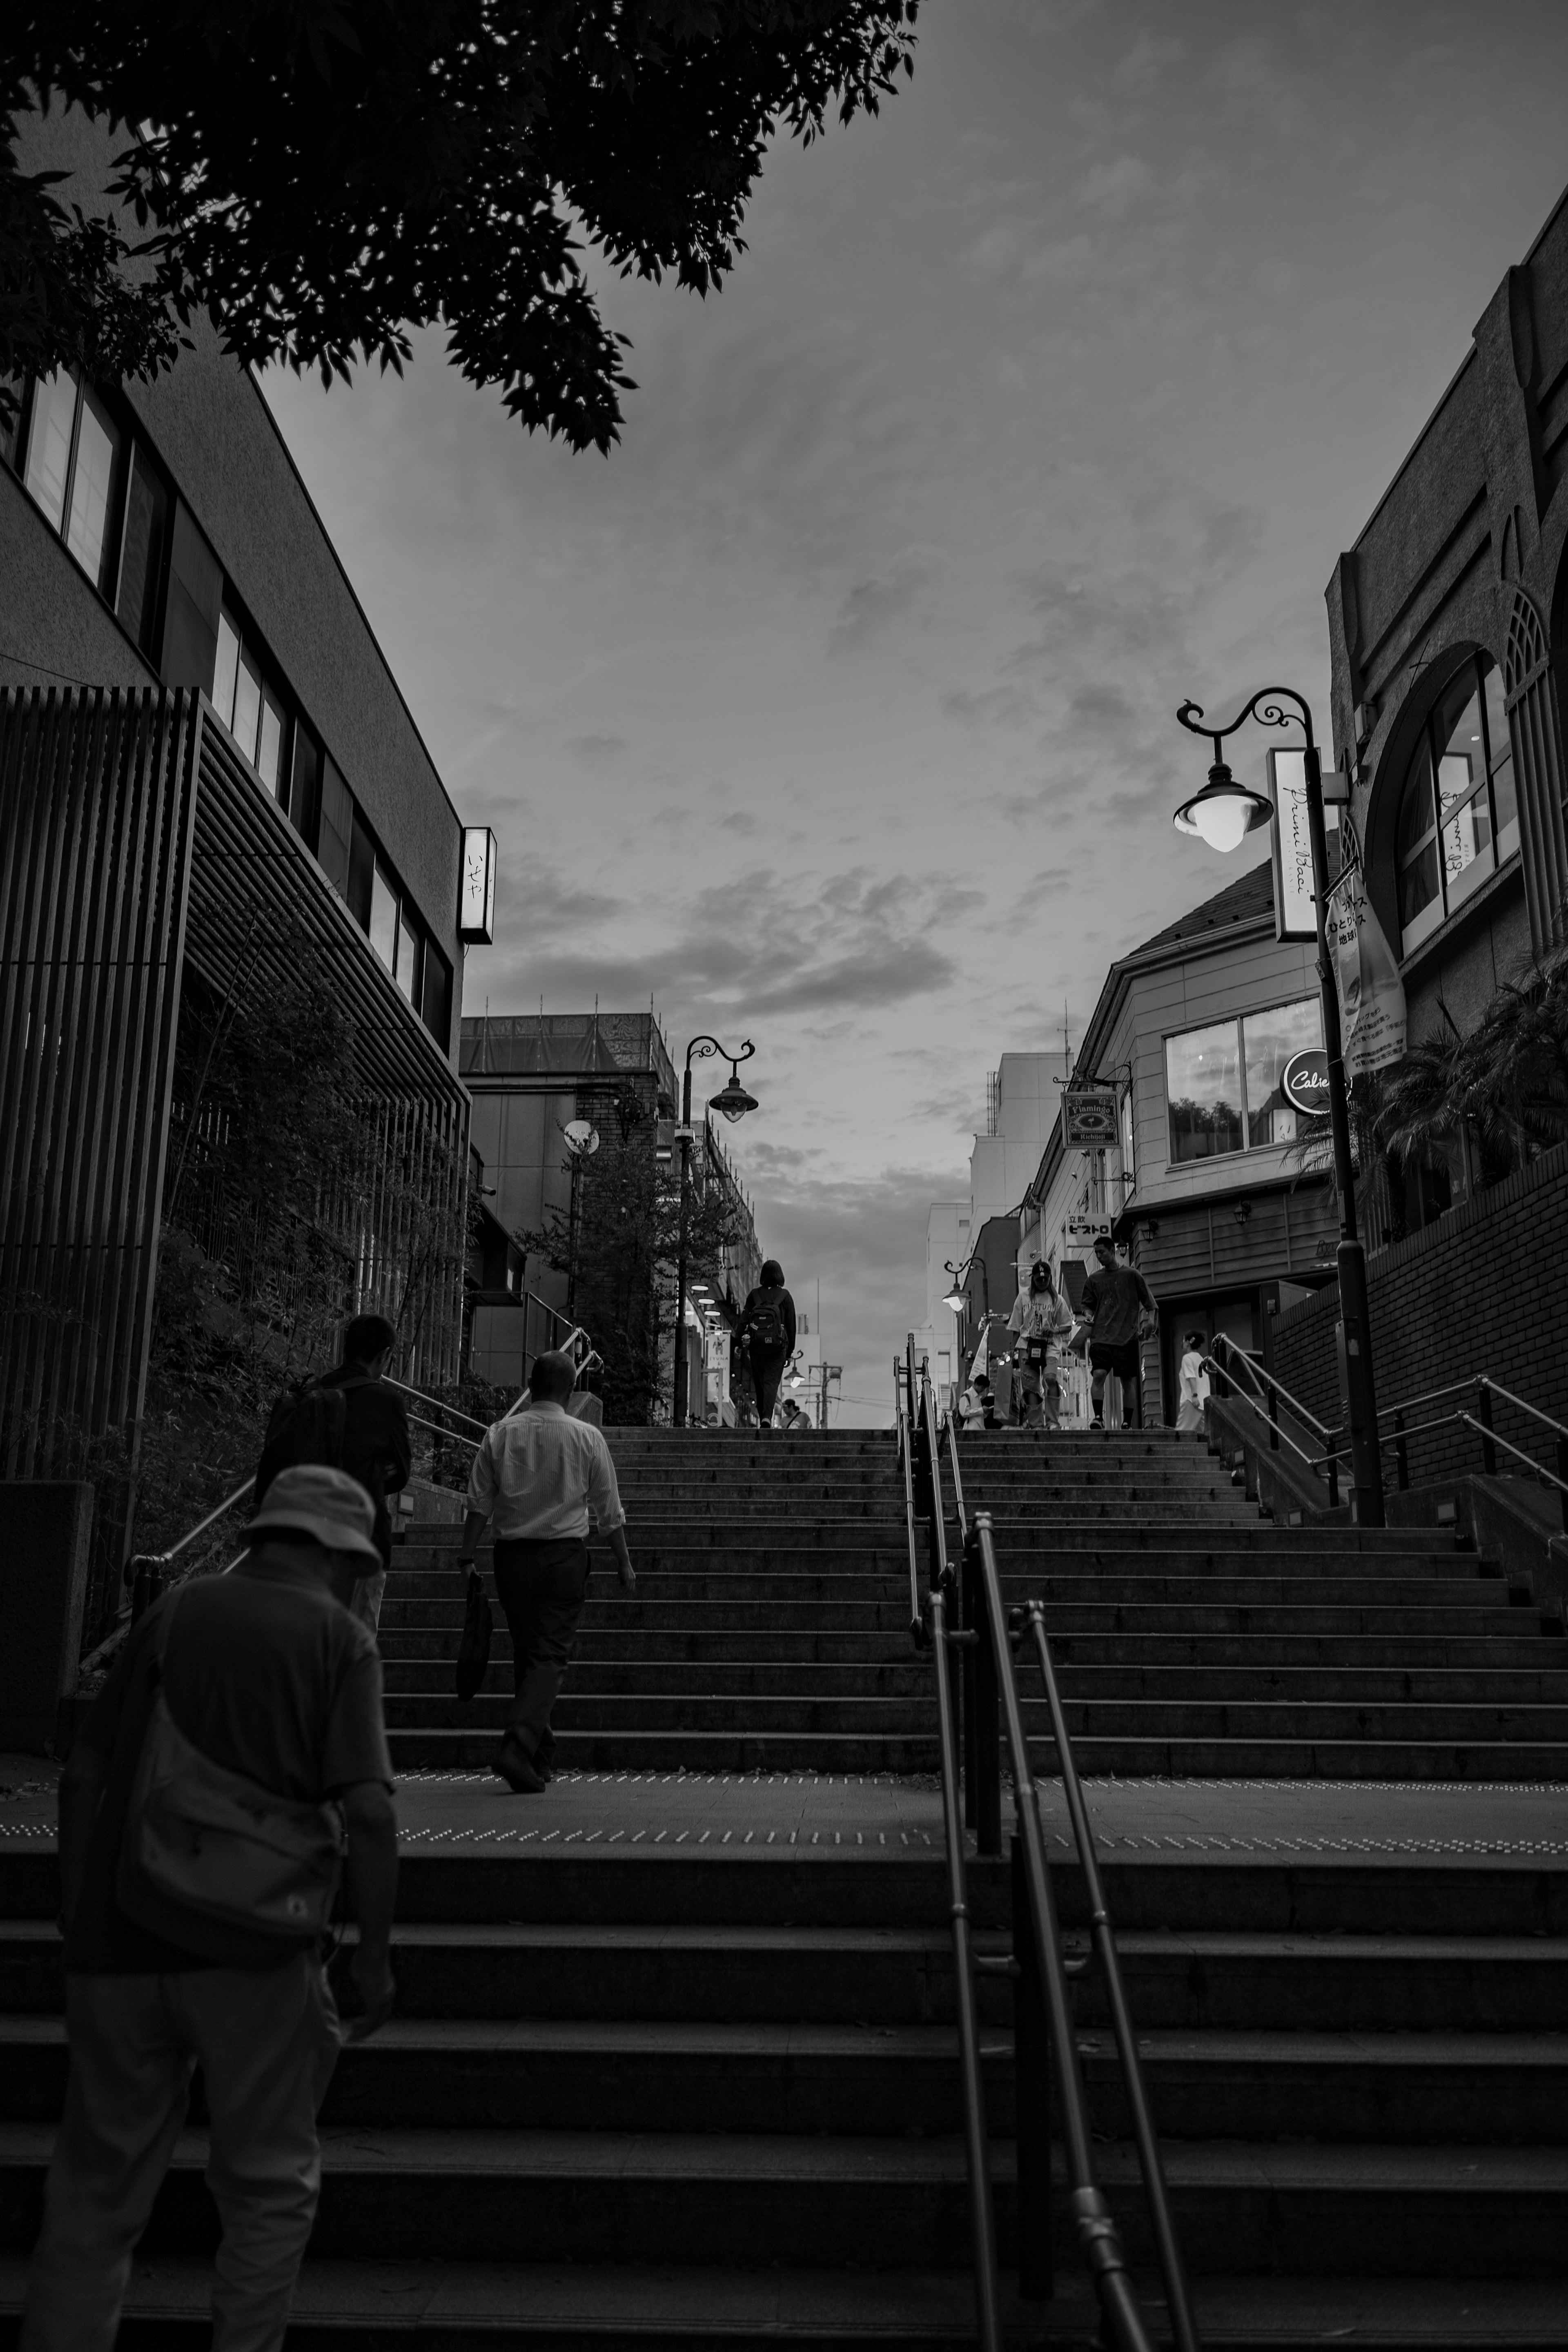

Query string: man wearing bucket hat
[23,1466,399,2352]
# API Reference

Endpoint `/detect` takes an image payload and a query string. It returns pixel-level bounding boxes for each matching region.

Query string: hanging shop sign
[1061,1088,1119,1148]
[1280,1049,1331,1119]
[1065,1217,1112,1241]
[1266,749,1317,942]
[459,826,498,944]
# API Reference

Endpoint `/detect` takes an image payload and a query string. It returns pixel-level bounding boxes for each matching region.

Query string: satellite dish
[564,1120,600,1156]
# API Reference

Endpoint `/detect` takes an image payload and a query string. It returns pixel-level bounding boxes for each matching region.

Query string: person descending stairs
[0,1423,1564,2342]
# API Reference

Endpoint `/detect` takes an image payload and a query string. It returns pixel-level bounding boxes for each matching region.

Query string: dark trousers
[750,1343,786,1425]
[491,1537,590,1762]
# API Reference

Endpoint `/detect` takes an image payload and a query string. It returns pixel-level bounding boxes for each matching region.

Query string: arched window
[1395,653,1519,953]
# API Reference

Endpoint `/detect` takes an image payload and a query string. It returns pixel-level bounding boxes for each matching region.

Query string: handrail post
[1559,1432,1568,1533]
[1394,1412,1410,1492]
[1265,1379,1279,1453]
[1326,1439,1340,1510]
[1477,1379,1497,1477]
[970,1528,1002,1857]
[1011,1829,1053,2301]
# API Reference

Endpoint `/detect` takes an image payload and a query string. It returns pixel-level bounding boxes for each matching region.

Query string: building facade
[1024,864,1339,1423]
[1324,179,1568,1232]
[0,105,483,1633]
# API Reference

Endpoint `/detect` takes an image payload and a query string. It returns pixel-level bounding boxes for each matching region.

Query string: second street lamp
[673,1036,757,1428]
[1173,687,1385,1526]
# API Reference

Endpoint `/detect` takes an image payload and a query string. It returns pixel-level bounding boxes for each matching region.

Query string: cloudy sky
[264,0,1568,1422]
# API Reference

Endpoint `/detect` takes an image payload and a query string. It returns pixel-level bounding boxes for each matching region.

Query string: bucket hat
[247,1463,381,1565]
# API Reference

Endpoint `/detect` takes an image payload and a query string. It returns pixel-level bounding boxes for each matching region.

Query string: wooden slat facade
[2,686,470,1637]
[0,688,198,1476]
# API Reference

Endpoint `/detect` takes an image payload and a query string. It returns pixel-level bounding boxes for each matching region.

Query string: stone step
[399,1524,1458,1557]
[1,2121,1566,2277]
[379,1660,1568,1706]
[383,1723,1568,1777]
[376,1628,1563,1671]
[6,2014,1565,2145]
[384,1570,1492,1608]
[8,1918,1567,2034]
[381,1599,1530,1641]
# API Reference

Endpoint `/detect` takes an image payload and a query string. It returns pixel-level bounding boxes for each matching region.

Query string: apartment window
[369,859,399,972]
[1396,653,1519,954]
[114,444,168,654]
[1165,997,1322,1163]
[395,900,425,1006]
[21,372,127,597]
[210,604,290,800]
[318,758,353,895]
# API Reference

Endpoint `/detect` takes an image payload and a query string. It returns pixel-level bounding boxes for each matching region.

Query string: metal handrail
[900,1341,1000,2347]
[1013,1583,1201,2352]
[969,1512,1168,2352]
[1473,1374,1568,1444]
[1209,1333,1333,1443]
[386,1376,489,1433]
[1196,1349,1324,1481]
[945,1410,970,1544]
[1457,1413,1568,1500]
[929,1566,1002,2352]
[895,1357,925,1645]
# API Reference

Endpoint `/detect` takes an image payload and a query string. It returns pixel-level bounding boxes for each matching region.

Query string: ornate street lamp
[1174,688,1384,1524]
[674,1035,757,1427]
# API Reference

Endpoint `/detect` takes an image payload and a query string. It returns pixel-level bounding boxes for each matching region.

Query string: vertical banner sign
[459,826,498,944]
[1267,750,1317,942]
[1330,863,1407,1074]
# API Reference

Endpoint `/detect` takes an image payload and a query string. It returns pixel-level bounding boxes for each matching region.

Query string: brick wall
[1270,1139,1568,1490]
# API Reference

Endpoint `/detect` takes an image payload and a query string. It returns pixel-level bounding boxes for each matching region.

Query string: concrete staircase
[379,1427,1568,1779]
[0,1424,1564,2345]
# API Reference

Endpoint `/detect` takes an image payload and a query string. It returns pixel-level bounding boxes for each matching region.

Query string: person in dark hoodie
[733,1261,797,1433]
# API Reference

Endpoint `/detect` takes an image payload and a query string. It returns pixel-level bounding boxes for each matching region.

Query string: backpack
[257,1375,348,1499]
[750,1291,786,1350]
[117,1588,344,1941]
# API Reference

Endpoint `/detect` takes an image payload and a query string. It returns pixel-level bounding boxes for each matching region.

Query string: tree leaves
[3,0,917,449]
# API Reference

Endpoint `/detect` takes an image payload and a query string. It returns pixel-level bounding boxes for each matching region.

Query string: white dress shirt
[467,1402,626,1541]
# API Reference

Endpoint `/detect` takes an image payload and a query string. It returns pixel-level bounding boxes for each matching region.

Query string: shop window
[1243,998,1321,1147]
[1165,996,1321,1164]
[1166,1019,1243,1161]
[1395,652,1519,954]
[20,371,127,596]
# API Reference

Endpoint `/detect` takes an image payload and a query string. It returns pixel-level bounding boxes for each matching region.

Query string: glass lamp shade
[942,1286,968,1314]
[708,1070,758,1123]
[1174,762,1273,854]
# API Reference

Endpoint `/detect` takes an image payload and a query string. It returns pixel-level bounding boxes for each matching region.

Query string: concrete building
[923,1055,1067,1401]
[1023,864,1338,1423]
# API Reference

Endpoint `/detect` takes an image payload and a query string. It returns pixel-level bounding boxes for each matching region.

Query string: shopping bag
[454,1570,493,1702]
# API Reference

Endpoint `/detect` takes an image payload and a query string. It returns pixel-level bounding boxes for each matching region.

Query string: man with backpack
[255,1314,412,1633]
[22,1465,399,2352]
[733,1260,796,1432]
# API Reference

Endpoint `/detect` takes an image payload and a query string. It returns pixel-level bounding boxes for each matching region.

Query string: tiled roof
[1129,860,1275,959]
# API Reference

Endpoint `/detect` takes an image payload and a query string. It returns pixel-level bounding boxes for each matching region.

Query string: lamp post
[674,1036,757,1427]
[1174,687,1384,1525]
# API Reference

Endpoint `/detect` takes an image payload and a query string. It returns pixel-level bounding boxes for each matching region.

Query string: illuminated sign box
[459,827,497,945]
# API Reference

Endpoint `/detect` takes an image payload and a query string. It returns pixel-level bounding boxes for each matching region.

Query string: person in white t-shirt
[1176,1329,1210,1434]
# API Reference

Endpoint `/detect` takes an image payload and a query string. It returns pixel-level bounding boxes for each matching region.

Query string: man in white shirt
[456,1350,635,1794]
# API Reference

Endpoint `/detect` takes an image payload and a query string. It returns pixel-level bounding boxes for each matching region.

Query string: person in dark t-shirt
[1079,1234,1158,1430]
[22,1466,398,2352]
[734,1261,797,1432]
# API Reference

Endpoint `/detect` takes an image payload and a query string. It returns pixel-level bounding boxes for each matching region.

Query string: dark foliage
[3,0,917,448]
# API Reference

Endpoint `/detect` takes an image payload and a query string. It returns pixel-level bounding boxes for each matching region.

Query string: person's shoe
[1090,1414,1103,1428]
[495,1738,547,1794]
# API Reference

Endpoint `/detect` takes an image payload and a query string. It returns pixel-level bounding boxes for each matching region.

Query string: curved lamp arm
[1176,685,1316,761]
[684,1035,757,1071]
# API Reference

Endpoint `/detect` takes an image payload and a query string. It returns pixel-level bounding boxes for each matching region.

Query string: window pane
[1442,785,1493,906]
[1481,660,1512,781]
[24,372,78,530]
[1399,836,1440,933]
[65,390,122,590]
[1243,997,1323,1148]
[1396,740,1436,863]
[289,728,321,845]
[395,905,423,1004]
[257,693,285,796]
[115,444,167,653]
[421,944,452,1051]
[1494,748,1519,853]
[232,645,263,763]
[369,861,398,970]
[1166,1020,1243,1162]
[347,810,376,928]
[1434,672,1483,817]
[318,757,352,893]
[212,610,241,727]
